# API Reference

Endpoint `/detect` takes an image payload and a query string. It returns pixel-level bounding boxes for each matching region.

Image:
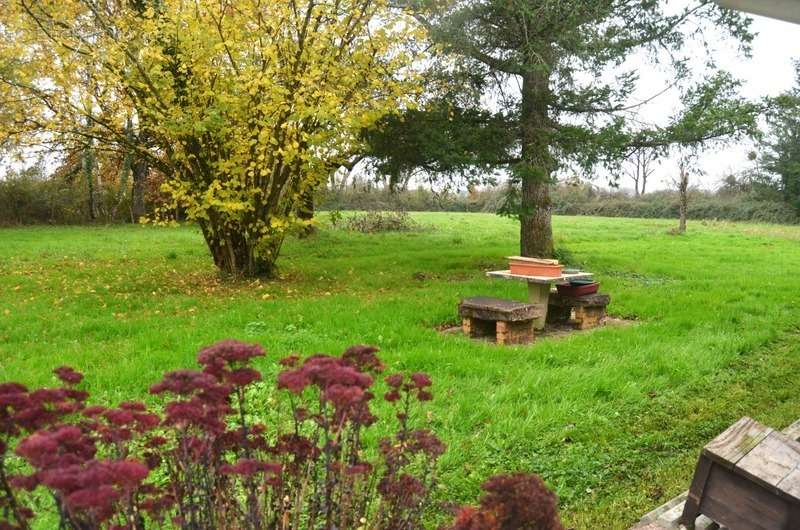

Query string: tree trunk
[678,163,689,234]
[297,189,316,238]
[520,179,554,257]
[131,157,148,223]
[200,222,281,278]
[518,61,555,258]
[83,144,97,221]
[82,102,98,221]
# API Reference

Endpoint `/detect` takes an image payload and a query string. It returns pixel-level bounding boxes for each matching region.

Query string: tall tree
[676,155,692,234]
[624,147,659,196]
[655,71,761,233]
[0,0,421,276]
[404,0,754,257]
[761,63,800,212]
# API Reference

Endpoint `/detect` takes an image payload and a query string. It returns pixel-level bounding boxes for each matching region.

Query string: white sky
[624,9,800,191]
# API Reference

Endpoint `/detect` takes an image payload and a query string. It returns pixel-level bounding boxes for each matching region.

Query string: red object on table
[508,256,563,278]
[556,282,599,297]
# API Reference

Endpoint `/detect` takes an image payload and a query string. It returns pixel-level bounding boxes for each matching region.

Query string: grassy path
[2,213,800,528]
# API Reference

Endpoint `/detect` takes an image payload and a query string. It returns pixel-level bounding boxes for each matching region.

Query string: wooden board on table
[702,417,800,502]
[709,417,800,458]
[736,431,800,499]
[703,416,772,468]
[784,419,800,441]
[486,270,593,285]
[506,256,560,265]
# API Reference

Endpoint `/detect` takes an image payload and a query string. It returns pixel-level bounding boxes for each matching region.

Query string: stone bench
[458,297,540,345]
[547,292,611,330]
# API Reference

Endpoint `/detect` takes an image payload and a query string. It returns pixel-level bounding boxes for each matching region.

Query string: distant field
[2,213,800,529]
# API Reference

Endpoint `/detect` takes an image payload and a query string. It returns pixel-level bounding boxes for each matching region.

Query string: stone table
[486,269,593,330]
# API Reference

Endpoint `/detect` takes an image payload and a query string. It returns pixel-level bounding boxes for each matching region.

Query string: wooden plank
[633,416,800,530]
[736,431,800,492]
[703,416,772,468]
[699,464,789,530]
[486,270,593,285]
[681,455,713,527]
[783,418,800,441]
[772,415,800,499]
[777,467,800,500]
[506,255,560,265]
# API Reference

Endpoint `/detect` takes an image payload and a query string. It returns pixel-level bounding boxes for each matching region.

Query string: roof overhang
[715,0,800,25]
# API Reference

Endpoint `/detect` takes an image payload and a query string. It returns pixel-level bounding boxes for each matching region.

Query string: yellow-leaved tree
[0,0,422,276]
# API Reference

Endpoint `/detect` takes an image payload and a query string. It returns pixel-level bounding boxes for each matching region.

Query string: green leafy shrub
[0,171,86,225]
[344,211,420,233]
[0,169,141,225]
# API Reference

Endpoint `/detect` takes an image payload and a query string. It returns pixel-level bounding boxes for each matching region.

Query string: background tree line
[2,0,798,275]
[6,163,798,227]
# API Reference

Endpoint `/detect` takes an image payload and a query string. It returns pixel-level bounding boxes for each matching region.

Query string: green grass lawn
[3,213,800,529]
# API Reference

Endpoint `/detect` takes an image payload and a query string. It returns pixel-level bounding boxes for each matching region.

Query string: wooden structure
[548,292,611,330]
[486,270,593,330]
[508,256,563,277]
[632,417,800,530]
[680,416,800,529]
[458,297,539,345]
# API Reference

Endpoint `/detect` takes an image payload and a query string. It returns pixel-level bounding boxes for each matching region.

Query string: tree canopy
[393,0,758,257]
[364,101,515,192]
[0,0,422,276]
[761,63,800,212]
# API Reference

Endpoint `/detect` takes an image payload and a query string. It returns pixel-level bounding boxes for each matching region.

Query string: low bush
[0,172,87,225]
[343,211,420,233]
[320,187,504,214]
[0,166,165,226]
[551,186,800,224]
[320,183,800,225]
[0,340,561,530]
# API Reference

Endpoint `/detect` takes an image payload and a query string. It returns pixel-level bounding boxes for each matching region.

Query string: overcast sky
[627,9,800,191]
